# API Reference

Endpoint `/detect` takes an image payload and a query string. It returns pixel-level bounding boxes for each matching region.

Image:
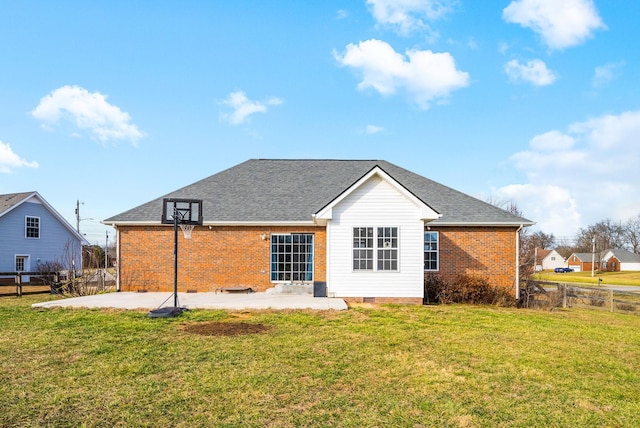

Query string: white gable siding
[541,250,565,270]
[326,175,424,298]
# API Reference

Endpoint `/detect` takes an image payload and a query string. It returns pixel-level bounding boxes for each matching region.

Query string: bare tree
[623,213,640,254]
[576,219,625,252]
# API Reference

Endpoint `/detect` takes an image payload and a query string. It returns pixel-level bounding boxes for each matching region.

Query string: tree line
[523,214,640,259]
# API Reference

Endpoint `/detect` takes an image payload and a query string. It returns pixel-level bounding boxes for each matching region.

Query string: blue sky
[1,0,639,245]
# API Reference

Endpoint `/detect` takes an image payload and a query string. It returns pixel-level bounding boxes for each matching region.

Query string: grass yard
[2,295,640,427]
[534,270,640,286]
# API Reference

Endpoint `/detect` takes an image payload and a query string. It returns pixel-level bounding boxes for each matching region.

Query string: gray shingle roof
[0,192,35,217]
[607,248,640,263]
[104,159,534,226]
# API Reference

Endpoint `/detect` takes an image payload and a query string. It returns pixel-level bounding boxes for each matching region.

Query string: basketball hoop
[179,223,195,239]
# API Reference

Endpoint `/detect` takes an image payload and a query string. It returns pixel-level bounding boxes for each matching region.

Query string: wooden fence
[0,271,61,297]
[521,280,640,315]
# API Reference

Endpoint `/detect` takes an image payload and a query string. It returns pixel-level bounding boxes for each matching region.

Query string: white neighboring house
[601,249,640,272]
[534,248,565,271]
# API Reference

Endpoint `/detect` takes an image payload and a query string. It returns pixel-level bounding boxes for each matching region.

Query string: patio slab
[31,292,348,311]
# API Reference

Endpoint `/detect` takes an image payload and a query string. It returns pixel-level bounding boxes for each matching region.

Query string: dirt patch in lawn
[182,321,271,337]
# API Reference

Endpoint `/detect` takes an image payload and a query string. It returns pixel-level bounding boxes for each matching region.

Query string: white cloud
[502,0,605,50]
[366,0,456,35]
[334,39,469,109]
[505,59,556,86]
[0,140,39,173]
[592,62,624,88]
[336,9,349,20]
[361,124,385,135]
[500,110,640,237]
[31,85,144,146]
[220,91,283,126]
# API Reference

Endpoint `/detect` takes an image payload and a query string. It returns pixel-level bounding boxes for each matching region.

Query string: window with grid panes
[26,216,39,238]
[424,231,439,271]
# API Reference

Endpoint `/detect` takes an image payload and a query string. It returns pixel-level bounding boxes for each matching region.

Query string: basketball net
[179,223,195,239]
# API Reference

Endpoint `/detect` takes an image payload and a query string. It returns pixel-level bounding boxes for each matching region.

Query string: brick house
[104,160,534,303]
[601,249,640,272]
[567,253,597,272]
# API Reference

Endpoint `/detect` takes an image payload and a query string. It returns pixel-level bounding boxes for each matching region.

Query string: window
[25,216,40,238]
[271,234,314,281]
[424,231,439,271]
[353,227,398,271]
[353,227,374,270]
[15,256,27,271]
[377,227,398,271]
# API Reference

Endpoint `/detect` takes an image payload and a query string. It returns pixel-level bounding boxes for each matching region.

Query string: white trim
[25,215,40,239]
[315,166,441,224]
[105,220,318,227]
[430,221,536,227]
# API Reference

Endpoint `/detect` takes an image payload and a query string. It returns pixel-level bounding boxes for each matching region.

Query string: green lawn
[2,295,640,427]
[534,270,640,286]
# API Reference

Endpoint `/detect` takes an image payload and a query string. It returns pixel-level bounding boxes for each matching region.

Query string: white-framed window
[377,227,398,271]
[15,255,27,271]
[270,233,314,282]
[353,227,398,271]
[25,216,40,239]
[424,231,439,271]
[353,227,374,270]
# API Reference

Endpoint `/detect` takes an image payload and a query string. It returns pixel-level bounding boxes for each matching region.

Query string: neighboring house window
[377,227,398,271]
[271,234,314,282]
[15,256,27,271]
[25,216,40,238]
[551,256,555,261]
[352,227,398,271]
[424,231,439,271]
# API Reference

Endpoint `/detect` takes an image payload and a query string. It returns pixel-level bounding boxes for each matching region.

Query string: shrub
[424,274,515,306]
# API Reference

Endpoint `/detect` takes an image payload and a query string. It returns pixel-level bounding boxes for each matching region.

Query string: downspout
[113,225,120,292]
[515,224,524,300]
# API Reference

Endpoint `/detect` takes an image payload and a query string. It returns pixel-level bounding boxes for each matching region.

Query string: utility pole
[75,200,82,233]
[105,231,109,269]
[591,237,595,277]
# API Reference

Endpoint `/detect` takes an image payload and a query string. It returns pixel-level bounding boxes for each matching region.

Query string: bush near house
[424,274,516,306]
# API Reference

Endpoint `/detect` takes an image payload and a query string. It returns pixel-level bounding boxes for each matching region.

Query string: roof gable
[0,191,89,245]
[314,165,441,225]
[105,159,534,227]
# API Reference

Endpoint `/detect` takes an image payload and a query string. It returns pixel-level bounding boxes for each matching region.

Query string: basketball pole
[173,205,179,308]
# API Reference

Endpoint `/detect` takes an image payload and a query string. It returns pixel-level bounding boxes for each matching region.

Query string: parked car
[554,267,574,273]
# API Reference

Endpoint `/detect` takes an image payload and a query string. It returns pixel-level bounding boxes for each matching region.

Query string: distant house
[0,192,88,281]
[104,159,534,303]
[601,249,640,272]
[534,248,565,271]
[566,253,596,273]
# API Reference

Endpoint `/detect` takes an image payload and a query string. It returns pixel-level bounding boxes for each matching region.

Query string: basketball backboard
[161,198,203,225]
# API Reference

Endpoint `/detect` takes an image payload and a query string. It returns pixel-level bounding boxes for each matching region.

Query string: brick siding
[425,226,518,291]
[116,224,519,298]
[117,225,325,292]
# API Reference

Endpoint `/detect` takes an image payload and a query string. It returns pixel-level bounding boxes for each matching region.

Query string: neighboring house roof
[604,248,640,263]
[104,159,535,226]
[0,191,89,245]
[0,192,34,216]
[569,253,594,262]
[537,249,552,261]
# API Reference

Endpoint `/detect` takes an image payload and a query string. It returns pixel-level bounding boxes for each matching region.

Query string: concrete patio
[31,291,348,311]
